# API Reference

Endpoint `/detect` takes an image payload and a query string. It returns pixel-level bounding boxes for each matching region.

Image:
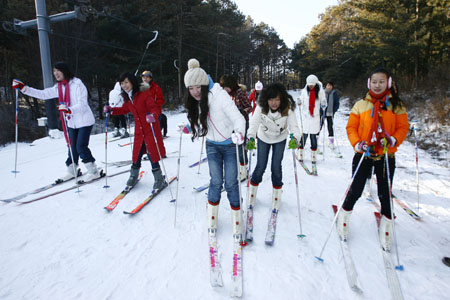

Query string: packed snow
[0,92,449,300]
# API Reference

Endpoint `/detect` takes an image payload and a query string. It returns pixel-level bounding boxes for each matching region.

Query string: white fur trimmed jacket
[297,82,327,134]
[22,77,95,129]
[248,105,302,144]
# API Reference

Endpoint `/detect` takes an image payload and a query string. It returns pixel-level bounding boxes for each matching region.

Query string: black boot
[152,168,167,190]
[127,166,140,186]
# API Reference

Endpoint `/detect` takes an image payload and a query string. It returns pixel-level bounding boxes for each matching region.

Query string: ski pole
[289,134,305,238]
[12,88,20,176]
[60,110,81,193]
[197,136,205,174]
[315,150,368,262]
[235,141,246,246]
[134,31,159,76]
[174,125,183,227]
[127,114,133,156]
[103,112,110,188]
[322,110,326,161]
[412,123,420,209]
[149,120,175,201]
[332,114,342,154]
[384,150,404,270]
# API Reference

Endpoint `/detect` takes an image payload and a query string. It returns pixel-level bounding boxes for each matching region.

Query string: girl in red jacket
[105,72,166,190]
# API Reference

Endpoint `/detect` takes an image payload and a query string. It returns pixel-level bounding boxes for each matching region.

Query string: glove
[355,141,369,152]
[12,79,25,91]
[381,136,397,148]
[58,104,71,114]
[103,105,112,114]
[231,132,244,145]
[354,141,368,153]
[288,137,298,150]
[146,113,156,123]
[247,137,256,150]
[178,123,192,134]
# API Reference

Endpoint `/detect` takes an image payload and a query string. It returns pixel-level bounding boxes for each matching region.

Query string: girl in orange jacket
[337,68,409,251]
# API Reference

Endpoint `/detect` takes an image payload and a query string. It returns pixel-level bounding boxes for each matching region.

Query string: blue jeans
[299,133,318,150]
[65,125,95,166]
[132,142,160,169]
[250,139,286,187]
[206,142,240,209]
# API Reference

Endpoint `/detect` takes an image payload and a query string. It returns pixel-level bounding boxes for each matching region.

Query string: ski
[329,145,343,158]
[299,161,312,175]
[208,228,223,287]
[104,171,145,211]
[118,142,133,147]
[245,205,254,242]
[231,234,243,297]
[194,183,209,192]
[0,169,82,203]
[332,205,363,294]
[374,212,404,300]
[311,162,318,176]
[392,194,421,220]
[109,134,134,143]
[16,169,128,204]
[265,209,278,245]
[189,157,208,168]
[123,176,177,215]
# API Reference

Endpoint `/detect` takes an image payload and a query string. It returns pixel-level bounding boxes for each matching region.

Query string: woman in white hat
[183,58,246,238]
[296,74,327,173]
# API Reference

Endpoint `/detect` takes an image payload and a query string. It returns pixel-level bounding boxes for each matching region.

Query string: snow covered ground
[0,92,449,300]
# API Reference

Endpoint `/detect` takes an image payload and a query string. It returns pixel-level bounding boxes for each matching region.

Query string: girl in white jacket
[296,74,327,165]
[246,83,302,225]
[183,59,245,238]
[12,62,99,182]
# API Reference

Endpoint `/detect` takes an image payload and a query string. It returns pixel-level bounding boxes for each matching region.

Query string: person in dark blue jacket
[321,81,340,148]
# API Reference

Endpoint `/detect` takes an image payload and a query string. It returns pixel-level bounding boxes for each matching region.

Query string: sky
[232,0,339,48]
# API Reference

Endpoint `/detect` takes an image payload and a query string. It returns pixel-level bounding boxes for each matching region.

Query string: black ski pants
[342,153,396,218]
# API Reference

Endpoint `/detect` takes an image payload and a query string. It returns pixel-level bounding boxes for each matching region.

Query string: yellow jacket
[346,93,409,156]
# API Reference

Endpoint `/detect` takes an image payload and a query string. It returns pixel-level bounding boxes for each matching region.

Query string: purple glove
[146,113,156,123]
[354,141,368,153]
[103,105,112,114]
[381,136,397,148]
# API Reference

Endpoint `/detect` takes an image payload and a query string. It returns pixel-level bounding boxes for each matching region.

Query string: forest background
[0,0,448,162]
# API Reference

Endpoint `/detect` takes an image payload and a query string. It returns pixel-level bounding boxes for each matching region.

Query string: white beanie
[255,81,263,91]
[306,74,319,86]
[184,58,209,87]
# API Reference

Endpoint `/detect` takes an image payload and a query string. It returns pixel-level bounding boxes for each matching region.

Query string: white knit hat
[255,81,263,91]
[184,58,209,87]
[306,74,319,86]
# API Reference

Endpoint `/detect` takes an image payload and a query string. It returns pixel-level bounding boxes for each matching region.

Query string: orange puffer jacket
[346,93,409,156]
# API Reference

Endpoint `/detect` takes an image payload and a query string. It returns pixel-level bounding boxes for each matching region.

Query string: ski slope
[0,93,449,300]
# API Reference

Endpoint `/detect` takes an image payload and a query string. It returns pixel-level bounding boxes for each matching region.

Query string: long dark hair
[53,62,74,81]
[119,72,140,100]
[258,83,295,116]
[184,86,209,141]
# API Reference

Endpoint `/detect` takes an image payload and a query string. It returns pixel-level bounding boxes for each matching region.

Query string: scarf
[308,88,316,117]
[57,80,71,145]
[57,80,71,106]
[367,89,390,148]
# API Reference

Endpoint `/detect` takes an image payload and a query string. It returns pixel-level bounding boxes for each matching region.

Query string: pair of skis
[245,207,279,245]
[330,205,404,299]
[208,229,243,297]
[1,168,82,203]
[11,169,114,204]
[366,192,421,221]
[104,173,177,215]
